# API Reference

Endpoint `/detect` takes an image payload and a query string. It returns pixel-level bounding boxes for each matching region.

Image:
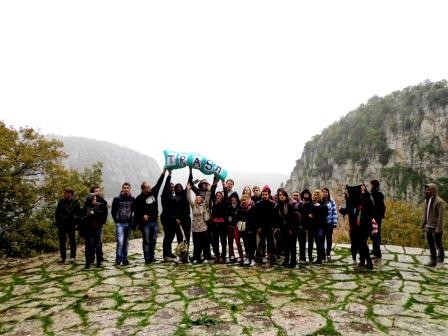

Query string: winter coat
[421,183,446,232]
[111,193,135,224]
[134,173,165,226]
[187,188,211,233]
[55,198,81,229]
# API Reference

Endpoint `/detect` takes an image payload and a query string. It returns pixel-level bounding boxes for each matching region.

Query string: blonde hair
[312,189,323,203]
[240,194,250,202]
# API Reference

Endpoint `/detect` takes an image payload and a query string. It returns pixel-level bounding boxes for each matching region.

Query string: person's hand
[143,215,149,222]
[221,180,226,188]
[314,202,320,206]
[176,219,181,225]
[163,168,167,175]
[309,214,314,218]
[186,183,192,190]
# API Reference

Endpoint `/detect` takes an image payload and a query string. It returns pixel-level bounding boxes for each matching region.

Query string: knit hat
[262,185,271,194]
[198,179,209,188]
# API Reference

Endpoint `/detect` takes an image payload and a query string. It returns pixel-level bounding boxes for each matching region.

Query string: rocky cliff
[285,80,448,202]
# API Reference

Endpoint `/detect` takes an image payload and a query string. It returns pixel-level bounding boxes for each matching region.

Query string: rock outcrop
[285,80,448,202]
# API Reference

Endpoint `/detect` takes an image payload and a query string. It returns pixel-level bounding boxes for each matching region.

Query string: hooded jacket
[421,183,446,232]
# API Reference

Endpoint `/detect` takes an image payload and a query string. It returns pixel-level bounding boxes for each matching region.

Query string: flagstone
[51,309,83,333]
[2,318,45,336]
[270,304,326,335]
[102,276,133,287]
[0,307,42,323]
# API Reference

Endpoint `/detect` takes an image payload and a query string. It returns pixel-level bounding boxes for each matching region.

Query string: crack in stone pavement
[0,239,447,335]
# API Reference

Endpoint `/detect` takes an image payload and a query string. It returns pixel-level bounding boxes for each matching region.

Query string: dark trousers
[242,230,256,260]
[307,229,314,261]
[426,228,445,262]
[314,228,326,262]
[192,231,210,261]
[227,225,236,257]
[349,230,360,261]
[58,226,76,261]
[210,222,227,258]
[325,226,334,257]
[85,227,102,266]
[256,227,274,261]
[283,230,297,265]
[297,229,307,261]
[370,218,382,257]
[358,230,372,264]
[161,216,177,258]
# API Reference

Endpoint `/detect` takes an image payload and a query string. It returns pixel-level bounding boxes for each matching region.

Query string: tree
[0,122,103,256]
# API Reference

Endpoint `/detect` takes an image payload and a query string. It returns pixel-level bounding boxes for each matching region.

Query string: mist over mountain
[50,135,288,199]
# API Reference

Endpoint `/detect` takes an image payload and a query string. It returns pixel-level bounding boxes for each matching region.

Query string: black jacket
[111,193,135,224]
[370,188,386,220]
[134,173,165,225]
[253,199,276,229]
[55,198,81,229]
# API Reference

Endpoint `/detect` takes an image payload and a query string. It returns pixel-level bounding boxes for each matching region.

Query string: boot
[425,258,437,267]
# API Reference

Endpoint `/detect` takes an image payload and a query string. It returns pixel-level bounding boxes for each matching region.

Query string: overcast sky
[1,1,447,175]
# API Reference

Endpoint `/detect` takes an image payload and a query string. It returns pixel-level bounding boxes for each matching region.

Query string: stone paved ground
[0,238,447,335]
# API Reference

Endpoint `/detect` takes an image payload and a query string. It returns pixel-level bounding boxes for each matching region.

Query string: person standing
[186,182,212,263]
[322,188,338,260]
[55,188,81,263]
[369,180,386,259]
[111,182,135,266]
[82,188,108,269]
[134,169,166,264]
[160,169,178,262]
[421,183,445,266]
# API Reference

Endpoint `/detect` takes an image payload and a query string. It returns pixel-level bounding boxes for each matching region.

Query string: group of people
[55,169,445,270]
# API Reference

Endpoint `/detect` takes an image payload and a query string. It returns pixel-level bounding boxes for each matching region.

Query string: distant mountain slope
[285,80,448,202]
[51,136,161,199]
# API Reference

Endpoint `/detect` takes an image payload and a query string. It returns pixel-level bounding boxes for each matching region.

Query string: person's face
[312,192,319,202]
[425,186,432,198]
[243,187,251,195]
[261,191,269,200]
[303,192,310,201]
[122,185,131,196]
[241,198,247,207]
[174,185,182,193]
[63,191,73,200]
[142,183,152,194]
[93,187,101,196]
[361,185,366,193]
[252,187,260,197]
[231,197,238,205]
[200,183,208,191]
[226,180,234,190]
[216,192,223,202]
[195,195,203,205]
[293,193,300,201]
[278,193,287,202]
[170,183,175,193]
[322,189,329,198]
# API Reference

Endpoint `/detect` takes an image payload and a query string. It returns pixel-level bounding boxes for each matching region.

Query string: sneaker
[96,263,102,268]
[229,255,236,263]
[57,258,65,264]
[123,259,130,266]
[243,258,250,266]
[366,262,373,270]
[163,256,175,262]
[69,258,76,264]
[250,260,256,267]
[84,264,91,270]
[313,259,323,265]
[262,257,267,263]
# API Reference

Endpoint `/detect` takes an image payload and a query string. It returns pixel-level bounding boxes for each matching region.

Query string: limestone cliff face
[285,81,448,202]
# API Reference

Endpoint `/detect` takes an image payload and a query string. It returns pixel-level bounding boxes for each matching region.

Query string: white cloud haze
[1,0,448,174]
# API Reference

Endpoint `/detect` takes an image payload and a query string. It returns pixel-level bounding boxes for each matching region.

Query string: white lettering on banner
[192,157,201,169]
[205,160,213,171]
[167,155,176,165]
[179,155,187,167]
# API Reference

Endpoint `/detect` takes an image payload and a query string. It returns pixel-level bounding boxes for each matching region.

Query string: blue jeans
[116,223,130,263]
[141,221,158,262]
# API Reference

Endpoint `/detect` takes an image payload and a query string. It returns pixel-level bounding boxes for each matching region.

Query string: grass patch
[311,319,341,335]
[40,315,54,336]
[190,313,220,326]
[112,292,124,308]
[425,304,435,315]
[12,275,26,285]
[72,299,88,325]
[404,296,417,310]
